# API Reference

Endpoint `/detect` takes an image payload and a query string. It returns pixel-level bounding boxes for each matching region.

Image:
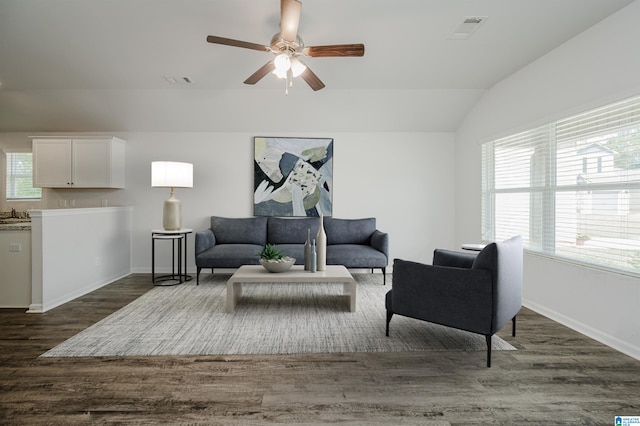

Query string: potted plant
[257,244,295,272]
[576,233,591,246]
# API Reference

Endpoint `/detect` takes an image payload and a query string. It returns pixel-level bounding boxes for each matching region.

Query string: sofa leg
[512,316,517,337]
[385,311,393,336]
[196,267,201,285]
[485,335,492,368]
[382,267,386,285]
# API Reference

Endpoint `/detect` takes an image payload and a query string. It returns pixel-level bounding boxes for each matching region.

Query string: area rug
[42,274,515,357]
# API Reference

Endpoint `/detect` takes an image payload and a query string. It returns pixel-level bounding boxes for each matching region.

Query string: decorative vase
[316,215,327,271]
[304,228,312,271]
[311,239,317,272]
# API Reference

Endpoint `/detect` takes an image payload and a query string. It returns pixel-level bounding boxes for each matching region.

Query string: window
[482,95,640,275]
[5,152,41,200]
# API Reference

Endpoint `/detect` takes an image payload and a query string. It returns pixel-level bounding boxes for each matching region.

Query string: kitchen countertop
[0,222,31,231]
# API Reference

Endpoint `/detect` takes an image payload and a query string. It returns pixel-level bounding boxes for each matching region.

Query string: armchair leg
[196,267,201,285]
[512,316,517,337]
[385,311,393,336]
[382,267,386,285]
[485,335,492,368]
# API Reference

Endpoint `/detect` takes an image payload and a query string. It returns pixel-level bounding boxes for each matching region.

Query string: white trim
[525,250,640,280]
[523,298,640,361]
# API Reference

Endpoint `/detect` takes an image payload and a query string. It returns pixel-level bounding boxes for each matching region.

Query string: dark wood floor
[1,274,639,425]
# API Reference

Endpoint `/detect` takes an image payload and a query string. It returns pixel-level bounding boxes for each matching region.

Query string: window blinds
[5,152,41,200]
[482,95,640,275]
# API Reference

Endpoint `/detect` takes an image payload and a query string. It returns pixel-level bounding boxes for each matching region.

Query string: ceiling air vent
[163,76,194,85]
[449,16,487,40]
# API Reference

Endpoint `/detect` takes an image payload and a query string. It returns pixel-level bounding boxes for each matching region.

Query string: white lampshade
[151,161,193,231]
[152,161,193,188]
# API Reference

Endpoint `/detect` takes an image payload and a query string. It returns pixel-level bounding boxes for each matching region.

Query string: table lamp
[152,161,193,231]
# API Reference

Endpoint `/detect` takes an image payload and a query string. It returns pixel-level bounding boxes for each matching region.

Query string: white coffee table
[226,265,356,313]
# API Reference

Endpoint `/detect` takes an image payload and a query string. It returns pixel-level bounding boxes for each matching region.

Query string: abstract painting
[254,137,333,217]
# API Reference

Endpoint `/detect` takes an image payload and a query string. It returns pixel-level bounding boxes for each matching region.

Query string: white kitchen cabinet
[0,228,31,308]
[32,137,126,188]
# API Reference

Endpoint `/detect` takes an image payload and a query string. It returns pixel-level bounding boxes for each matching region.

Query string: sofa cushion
[196,244,262,268]
[268,217,320,245]
[211,216,267,245]
[324,217,376,245]
[326,244,387,268]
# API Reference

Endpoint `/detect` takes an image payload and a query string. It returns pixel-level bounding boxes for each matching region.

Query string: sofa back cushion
[324,217,376,245]
[268,217,319,244]
[210,216,267,245]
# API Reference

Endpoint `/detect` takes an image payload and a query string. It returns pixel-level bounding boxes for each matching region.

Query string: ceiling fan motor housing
[271,33,304,55]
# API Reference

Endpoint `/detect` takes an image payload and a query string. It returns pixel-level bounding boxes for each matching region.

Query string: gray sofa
[195,216,389,284]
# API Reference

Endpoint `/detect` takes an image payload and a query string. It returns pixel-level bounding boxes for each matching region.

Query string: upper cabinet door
[32,139,73,188]
[72,139,112,188]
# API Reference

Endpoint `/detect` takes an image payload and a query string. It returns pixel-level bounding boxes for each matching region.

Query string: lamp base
[163,194,182,231]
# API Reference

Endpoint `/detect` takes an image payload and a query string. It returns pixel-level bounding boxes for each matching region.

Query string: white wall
[455,1,640,360]
[0,131,457,276]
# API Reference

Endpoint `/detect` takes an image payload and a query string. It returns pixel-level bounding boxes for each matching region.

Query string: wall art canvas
[254,137,333,217]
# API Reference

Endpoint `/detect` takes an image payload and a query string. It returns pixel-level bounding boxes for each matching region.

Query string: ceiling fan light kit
[207,0,364,94]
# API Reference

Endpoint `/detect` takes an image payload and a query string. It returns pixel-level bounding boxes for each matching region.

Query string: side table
[461,243,486,252]
[152,228,193,285]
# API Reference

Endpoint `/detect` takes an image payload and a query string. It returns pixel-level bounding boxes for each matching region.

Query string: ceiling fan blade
[303,44,365,58]
[300,66,325,91]
[243,61,276,85]
[207,35,270,53]
[280,0,302,43]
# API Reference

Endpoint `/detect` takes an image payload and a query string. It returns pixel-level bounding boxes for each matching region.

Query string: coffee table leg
[226,280,243,313]
[343,280,356,312]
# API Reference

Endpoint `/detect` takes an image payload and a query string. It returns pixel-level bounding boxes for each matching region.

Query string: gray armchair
[385,236,523,367]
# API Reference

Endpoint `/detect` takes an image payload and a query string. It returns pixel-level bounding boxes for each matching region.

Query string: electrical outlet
[9,243,21,252]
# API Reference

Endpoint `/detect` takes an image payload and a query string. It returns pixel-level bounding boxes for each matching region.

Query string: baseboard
[27,303,43,313]
[523,298,640,361]
[37,270,131,313]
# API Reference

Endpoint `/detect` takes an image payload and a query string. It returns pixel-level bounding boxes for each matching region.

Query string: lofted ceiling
[0,0,635,133]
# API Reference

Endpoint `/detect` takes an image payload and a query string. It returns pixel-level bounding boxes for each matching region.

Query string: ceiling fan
[206,0,365,93]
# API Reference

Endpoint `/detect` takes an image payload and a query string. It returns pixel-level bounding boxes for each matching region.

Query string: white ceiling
[0,0,635,133]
